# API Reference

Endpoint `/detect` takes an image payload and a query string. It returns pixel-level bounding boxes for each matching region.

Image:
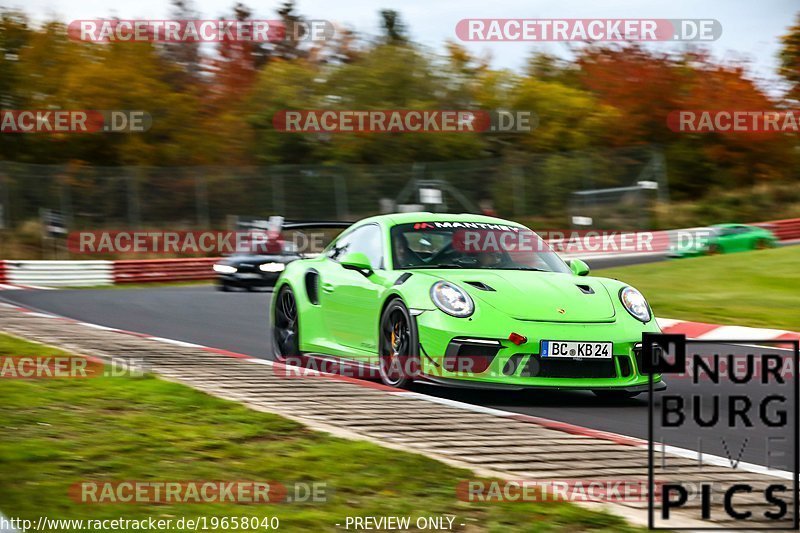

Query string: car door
[728,226,751,252]
[318,224,386,357]
[715,227,735,252]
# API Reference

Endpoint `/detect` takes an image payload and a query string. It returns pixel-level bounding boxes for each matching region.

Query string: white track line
[146,336,204,348]
[80,323,119,332]
[696,325,792,341]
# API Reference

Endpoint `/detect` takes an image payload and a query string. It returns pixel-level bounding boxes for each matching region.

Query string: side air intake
[305,269,320,304]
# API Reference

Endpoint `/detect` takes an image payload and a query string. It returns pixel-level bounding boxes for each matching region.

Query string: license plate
[540,340,612,359]
[236,273,262,280]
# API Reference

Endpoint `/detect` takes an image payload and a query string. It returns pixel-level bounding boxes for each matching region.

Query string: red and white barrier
[0,258,218,288]
[657,318,800,341]
[113,258,218,284]
[2,260,112,288]
[755,218,800,241]
[0,217,799,289]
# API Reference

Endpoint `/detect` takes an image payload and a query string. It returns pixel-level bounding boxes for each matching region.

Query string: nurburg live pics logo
[643,333,799,530]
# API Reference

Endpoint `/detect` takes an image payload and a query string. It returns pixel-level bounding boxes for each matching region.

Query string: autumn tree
[779,12,800,102]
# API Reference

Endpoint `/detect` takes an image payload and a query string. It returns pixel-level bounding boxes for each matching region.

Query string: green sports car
[669,223,777,258]
[271,213,664,398]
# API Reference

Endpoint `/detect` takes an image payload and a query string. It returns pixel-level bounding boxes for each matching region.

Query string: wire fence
[0,146,667,233]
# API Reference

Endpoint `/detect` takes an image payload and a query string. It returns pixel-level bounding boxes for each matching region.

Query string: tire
[217,282,230,292]
[272,286,301,364]
[707,244,722,255]
[755,239,770,250]
[378,299,419,389]
[592,390,641,401]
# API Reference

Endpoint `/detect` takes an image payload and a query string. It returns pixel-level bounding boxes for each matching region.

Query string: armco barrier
[5,260,113,287]
[113,258,218,284]
[1,218,798,288]
[756,218,800,241]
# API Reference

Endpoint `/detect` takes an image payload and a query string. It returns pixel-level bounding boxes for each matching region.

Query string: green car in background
[271,213,664,399]
[670,223,778,258]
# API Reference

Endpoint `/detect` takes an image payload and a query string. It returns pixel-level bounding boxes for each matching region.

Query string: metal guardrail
[1,218,798,288]
[3,260,113,287]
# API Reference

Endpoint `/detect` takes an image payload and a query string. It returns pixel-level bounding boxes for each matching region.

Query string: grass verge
[0,334,638,532]
[599,245,800,331]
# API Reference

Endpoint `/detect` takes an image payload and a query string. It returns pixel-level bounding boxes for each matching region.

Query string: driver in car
[393,233,424,268]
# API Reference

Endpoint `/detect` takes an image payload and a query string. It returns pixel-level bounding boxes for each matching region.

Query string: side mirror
[340,252,373,274]
[569,259,590,276]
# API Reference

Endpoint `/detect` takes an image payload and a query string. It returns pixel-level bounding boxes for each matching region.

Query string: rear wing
[226,219,354,256]
[281,221,354,231]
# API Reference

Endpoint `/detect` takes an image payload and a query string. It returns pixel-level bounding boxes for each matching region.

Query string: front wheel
[272,286,301,363]
[378,299,419,389]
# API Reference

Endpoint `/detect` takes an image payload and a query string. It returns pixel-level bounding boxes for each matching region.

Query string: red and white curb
[657,317,800,341]
[1,301,795,483]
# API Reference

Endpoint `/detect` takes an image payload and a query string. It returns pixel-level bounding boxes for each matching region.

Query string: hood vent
[576,284,595,294]
[465,281,495,291]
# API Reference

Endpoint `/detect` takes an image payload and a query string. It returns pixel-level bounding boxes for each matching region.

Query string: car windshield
[390,222,571,273]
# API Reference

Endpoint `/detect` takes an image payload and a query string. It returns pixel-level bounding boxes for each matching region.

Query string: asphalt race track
[2,282,795,473]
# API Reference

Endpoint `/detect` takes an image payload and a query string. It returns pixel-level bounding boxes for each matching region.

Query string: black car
[213,220,352,292]
[214,253,299,291]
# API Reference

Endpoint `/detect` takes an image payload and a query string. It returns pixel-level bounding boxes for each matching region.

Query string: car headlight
[430,281,474,317]
[620,286,651,322]
[259,262,285,273]
[213,264,237,274]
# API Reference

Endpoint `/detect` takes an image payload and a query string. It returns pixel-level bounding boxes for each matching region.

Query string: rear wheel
[755,239,770,250]
[378,299,419,389]
[273,286,301,363]
[707,244,722,255]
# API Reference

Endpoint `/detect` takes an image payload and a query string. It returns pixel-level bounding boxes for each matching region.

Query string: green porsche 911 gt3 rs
[669,223,777,258]
[271,213,664,398]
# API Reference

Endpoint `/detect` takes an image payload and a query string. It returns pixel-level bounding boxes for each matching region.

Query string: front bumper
[417,373,667,392]
[414,309,663,390]
[217,272,280,287]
